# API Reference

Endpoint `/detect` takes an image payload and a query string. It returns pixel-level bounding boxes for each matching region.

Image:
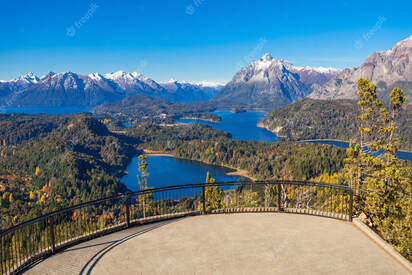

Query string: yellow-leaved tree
[9,193,14,203]
[199,171,224,211]
[29,191,36,200]
[35,166,40,176]
[137,155,153,218]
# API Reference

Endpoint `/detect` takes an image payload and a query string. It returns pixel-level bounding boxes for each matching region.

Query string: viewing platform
[1,181,411,274]
[26,213,409,274]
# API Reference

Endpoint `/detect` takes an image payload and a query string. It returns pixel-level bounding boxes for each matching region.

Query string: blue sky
[1,0,412,83]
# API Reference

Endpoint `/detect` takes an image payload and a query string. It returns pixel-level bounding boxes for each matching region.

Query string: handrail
[0,180,352,275]
[0,180,349,237]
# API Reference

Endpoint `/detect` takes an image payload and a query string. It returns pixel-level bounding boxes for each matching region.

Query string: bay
[178,110,412,162]
[178,110,278,142]
[122,156,244,191]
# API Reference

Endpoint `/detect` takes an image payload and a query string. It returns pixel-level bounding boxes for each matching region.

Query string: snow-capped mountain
[4,71,124,107]
[309,35,412,101]
[213,54,337,108]
[0,54,343,108]
[102,72,222,102]
[14,72,40,84]
[0,71,225,107]
[289,66,340,87]
[0,73,41,100]
[103,71,164,97]
[159,78,223,102]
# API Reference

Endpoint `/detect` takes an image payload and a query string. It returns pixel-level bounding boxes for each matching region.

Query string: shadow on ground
[79,219,181,275]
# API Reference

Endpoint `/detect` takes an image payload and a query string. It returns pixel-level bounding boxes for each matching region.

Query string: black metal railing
[0,180,352,274]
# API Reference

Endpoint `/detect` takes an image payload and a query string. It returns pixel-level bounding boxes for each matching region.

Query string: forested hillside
[0,114,137,228]
[0,114,72,145]
[1,116,347,229]
[127,123,346,181]
[92,94,220,122]
[260,99,412,151]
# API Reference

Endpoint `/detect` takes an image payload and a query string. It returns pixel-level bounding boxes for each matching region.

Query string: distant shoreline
[298,139,349,143]
[143,149,174,157]
[178,117,220,123]
[223,167,255,181]
[256,122,287,138]
[297,139,412,154]
[299,139,412,154]
[142,149,255,181]
[252,127,412,154]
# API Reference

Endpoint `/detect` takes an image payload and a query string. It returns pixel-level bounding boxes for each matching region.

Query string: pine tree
[345,78,412,260]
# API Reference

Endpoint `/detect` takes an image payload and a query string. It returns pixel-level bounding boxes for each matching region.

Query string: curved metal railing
[0,180,352,274]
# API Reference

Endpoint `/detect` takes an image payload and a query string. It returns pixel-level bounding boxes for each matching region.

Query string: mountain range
[218,35,412,107]
[309,35,412,101]
[0,58,336,108]
[2,34,412,108]
[0,71,223,107]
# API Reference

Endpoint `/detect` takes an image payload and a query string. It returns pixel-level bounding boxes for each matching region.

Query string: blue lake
[0,106,91,114]
[121,156,244,191]
[3,107,411,165]
[179,110,412,162]
[178,110,279,142]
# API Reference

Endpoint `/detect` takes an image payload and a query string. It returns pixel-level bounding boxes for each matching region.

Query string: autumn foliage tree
[137,155,153,217]
[9,193,14,203]
[199,171,224,211]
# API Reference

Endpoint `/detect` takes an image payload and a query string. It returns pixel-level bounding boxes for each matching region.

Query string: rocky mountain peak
[213,55,314,108]
[393,34,412,48]
[261,53,273,61]
[309,34,412,101]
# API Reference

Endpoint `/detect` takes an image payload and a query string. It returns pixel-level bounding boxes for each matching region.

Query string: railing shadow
[79,218,181,275]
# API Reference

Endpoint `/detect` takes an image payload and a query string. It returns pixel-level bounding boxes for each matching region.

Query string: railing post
[125,194,131,228]
[277,183,282,212]
[349,188,353,222]
[48,216,55,253]
[202,185,206,215]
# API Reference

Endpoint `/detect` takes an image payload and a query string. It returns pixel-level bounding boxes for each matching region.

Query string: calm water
[396,151,412,162]
[178,110,412,162]
[121,156,244,191]
[178,110,278,142]
[0,106,91,114]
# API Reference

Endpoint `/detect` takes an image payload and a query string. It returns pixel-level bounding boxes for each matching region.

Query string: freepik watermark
[185,0,205,15]
[354,16,386,49]
[135,59,148,74]
[66,3,99,37]
[236,38,267,70]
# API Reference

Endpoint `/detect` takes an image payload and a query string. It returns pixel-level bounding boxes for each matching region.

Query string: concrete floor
[25,213,410,275]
